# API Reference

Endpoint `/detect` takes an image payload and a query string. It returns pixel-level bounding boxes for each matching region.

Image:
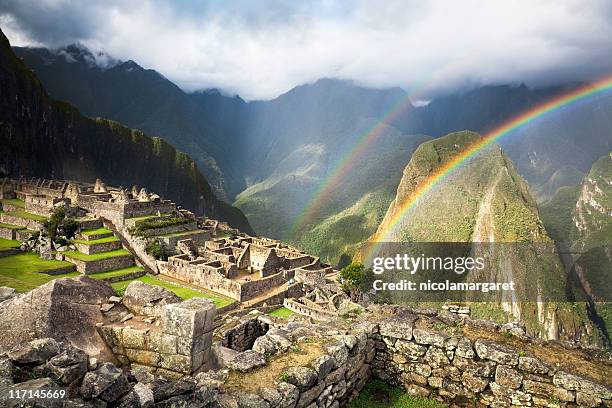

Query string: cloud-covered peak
[1,0,612,100]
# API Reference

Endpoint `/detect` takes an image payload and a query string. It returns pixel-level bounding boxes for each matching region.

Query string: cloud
[1,0,611,100]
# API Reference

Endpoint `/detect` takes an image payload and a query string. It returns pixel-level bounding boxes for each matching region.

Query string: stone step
[0,222,28,240]
[123,213,174,228]
[156,229,211,249]
[63,249,135,274]
[72,236,122,255]
[77,217,103,230]
[79,227,114,241]
[0,211,46,230]
[88,266,146,283]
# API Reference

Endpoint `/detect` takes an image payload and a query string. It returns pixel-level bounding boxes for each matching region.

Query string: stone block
[176,330,213,355]
[125,349,161,366]
[285,366,317,391]
[395,340,427,360]
[455,337,475,358]
[553,372,611,399]
[147,331,178,354]
[576,392,603,407]
[461,371,488,393]
[518,356,549,374]
[413,328,448,347]
[311,355,336,381]
[159,353,192,373]
[192,348,212,371]
[495,365,522,389]
[474,339,518,366]
[523,379,575,402]
[408,362,432,377]
[424,346,450,368]
[161,298,216,338]
[379,314,417,340]
[122,328,147,349]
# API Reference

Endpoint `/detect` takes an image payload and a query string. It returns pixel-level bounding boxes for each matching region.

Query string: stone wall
[239,270,294,302]
[219,315,270,352]
[0,213,43,230]
[159,230,210,249]
[136,221,198,237]
[74,239,122,255]
[284,298,338,321]
[104,219,159,274]
[77,195,125,224]
[0,227,16,240]
[369,307,612,407]
[66,254,134,274]
[165,257,243,300]
[97,298,216,379]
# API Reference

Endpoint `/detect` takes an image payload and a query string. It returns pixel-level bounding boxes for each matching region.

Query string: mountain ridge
[0,29,254,234]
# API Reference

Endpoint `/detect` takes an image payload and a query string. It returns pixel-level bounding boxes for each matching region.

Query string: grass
[89,266,145,280]
[0,252,78,292]
[64,248,130,261]
[155,229,203,238]
[5,210,47,222]
[269,306,295,319]
[110,274,235,307]
[72,236,120,245]
[1,198,25,208]
[0,222,25,230]
[80,227,112,236]
[0,238,21,250]
[126,213,172,221]
[348,380,447,408]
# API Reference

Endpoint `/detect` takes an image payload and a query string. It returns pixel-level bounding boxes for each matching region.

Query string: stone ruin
[1,277,611,407]
[1,177,341,317]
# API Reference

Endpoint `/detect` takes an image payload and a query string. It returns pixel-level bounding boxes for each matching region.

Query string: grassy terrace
[72,236,120,245]
[126,213,172,222]
[89,266,144,280]
[0,238,21,250]
[64,248,130,261]
[4,210,47,222]
[0,222,26,230]
[1,198,25,208]
[269,306,295,319]
[0,253,78,292]
[156,229,202,238]
[111,274,235,308]
[81,227,113,236]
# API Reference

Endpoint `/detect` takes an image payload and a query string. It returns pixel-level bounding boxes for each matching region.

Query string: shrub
[340,262,365,297]
[145,239,168,261]
[43,206,77,241]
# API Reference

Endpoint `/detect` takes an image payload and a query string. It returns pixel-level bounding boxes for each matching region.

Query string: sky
[1,0,612,101]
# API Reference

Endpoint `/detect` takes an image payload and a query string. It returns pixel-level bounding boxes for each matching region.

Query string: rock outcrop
[0,276,116,361]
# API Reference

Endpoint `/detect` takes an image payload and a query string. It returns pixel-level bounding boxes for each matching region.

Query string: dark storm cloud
[1,0,611,100]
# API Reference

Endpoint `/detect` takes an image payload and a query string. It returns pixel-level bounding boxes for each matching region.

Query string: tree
[42,205,78,242]
[145,239,168,261]
[340,262,365,298]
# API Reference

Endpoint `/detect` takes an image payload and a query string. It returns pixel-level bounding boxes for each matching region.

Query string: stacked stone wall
[368,309,612,407]
[165,258,242,300]
[0,213,43,230]
[74,239,122,255]
[97,298,216,379]
[67,254,134,274]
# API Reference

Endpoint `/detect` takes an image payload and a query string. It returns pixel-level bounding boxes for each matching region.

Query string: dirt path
[472,167,505,242]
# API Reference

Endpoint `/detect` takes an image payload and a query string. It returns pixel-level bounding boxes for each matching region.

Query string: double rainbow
[371,74,612,247]
[290,63,467,236]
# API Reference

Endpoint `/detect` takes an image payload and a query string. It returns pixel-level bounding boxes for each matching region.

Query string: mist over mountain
[12,44,612,266]
[13,45,248,201]
[0,30,253,234]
